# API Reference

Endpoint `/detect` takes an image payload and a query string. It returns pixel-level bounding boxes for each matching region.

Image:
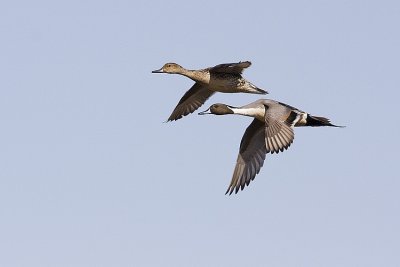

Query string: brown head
[198,103,235,115]
[152,63,184,74]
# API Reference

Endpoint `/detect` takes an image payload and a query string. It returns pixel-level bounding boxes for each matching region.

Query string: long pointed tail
[306,114,344,127]
[246,81,268,94]
[254,87,268,94]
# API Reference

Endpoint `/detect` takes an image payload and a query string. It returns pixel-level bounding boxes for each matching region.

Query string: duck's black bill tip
[198,108,212,115]
[198,108,211,115]
[152,68,163,73]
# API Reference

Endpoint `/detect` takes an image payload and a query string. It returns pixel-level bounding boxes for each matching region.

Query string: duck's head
[152,63,184,74]
[198,103,235,115]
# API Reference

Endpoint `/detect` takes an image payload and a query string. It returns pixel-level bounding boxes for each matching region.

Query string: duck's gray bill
[152,68,163,73]
[198,108,211,115]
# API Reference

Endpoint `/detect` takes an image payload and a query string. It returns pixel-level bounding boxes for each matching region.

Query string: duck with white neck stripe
[199,99,343,195]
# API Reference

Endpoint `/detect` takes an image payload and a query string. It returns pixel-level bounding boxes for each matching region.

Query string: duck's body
[226,99,325,126]
[199,99,343,195]
[182,69,261,94]
[152,61,267,121]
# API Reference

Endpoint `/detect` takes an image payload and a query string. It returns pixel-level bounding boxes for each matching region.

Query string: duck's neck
[230,107,265,121]
[179,69,209,84]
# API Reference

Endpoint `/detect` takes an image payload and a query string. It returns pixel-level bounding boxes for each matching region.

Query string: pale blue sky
[0,0,399,266]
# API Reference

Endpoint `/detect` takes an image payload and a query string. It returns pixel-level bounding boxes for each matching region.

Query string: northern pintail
[199,99,343,195]
[152,61,267,121]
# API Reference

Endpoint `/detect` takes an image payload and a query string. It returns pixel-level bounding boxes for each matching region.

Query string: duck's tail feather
[306,114,344,127]
[254,87,268,94]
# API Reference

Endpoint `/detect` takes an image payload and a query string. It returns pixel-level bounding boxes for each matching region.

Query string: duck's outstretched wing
[167,83,215,121]
[226,119,267,195]
[264,105,295,154]
[210,61,252,75]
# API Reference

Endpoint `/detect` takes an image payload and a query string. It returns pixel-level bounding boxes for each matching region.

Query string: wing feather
[226,119,267,195]
[210,61,252,75]
[168,83,214,121]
